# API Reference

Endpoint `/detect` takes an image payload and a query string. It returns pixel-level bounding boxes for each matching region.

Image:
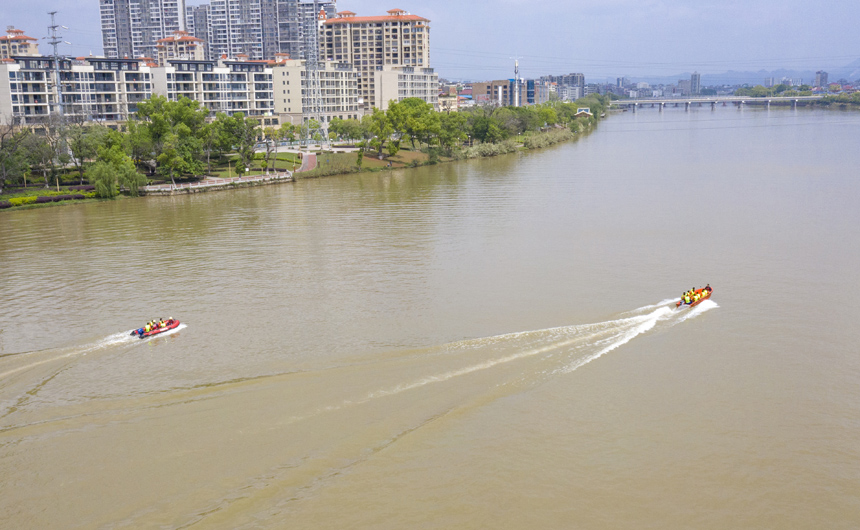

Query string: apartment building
[272,59,361,125]
[373,65,438,111]
[148,58,277,125]
[0,28,40,60]
[183,0,336,62]
[184,5,211,59]
[472,80,518,106]
[156,31,205,64]
[0,56,153,125]
[319,9,432,111]
[100,0,185,59]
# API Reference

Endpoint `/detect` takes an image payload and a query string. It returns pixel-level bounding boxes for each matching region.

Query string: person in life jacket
[684,293,691,304]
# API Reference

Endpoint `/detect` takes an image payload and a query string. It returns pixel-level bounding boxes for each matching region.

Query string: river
[1,107,859,529]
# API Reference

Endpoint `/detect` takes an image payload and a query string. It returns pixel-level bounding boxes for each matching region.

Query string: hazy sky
[4,0,858,81]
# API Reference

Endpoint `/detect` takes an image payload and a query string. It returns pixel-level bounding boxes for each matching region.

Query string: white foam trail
[0,325,187,380]
[362,305,679,402]
[677,299,718,322]
[556,306,672,374]
[287,298,719,425]
[622,298,677,314]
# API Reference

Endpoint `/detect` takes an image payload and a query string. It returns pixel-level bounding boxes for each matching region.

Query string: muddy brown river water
[1,107,859,528]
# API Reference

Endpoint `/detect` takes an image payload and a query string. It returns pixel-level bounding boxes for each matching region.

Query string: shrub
[522,129,575,149]
[0,201,10,209]
[68,185,96,191]
[427,147,441,164]
[35,196,54,204]
[455,139,520,159]
[9,196,37,206]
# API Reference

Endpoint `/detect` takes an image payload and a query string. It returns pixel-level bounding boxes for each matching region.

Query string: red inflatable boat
[676,287,713,308]
[131,319,180,339]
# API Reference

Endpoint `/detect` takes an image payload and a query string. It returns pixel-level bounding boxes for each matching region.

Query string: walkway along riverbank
[139,153,320,196]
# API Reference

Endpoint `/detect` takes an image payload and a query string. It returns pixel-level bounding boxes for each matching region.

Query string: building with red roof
[319,8,436,111]
[0,27,40,59]
[156,31,205,65]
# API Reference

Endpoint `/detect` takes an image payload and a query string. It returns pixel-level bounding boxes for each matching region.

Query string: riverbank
[1,125,595,210]
[291,126,591,180]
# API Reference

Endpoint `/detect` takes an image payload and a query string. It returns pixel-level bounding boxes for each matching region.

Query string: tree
[200,118,227,176]
[537,106,558,128]
[0,125,30,191]
[262,125,280,173]
[387,98,438,149]
[280,122,297,144]
[88,161,120,198]
[388,139,400,157]
[101,143,148,196]
[66,124,110,185]
[222,112,260,170]
[133,95,209,178]
[22,133,53,187]
[156,132,185,187]
[155,124,204,186]
[124,119,155,174]
[364,109,393,157]
[438,112,467,152]
[33,114,71,189]
[331,118,368,143]
[470,115,507,144]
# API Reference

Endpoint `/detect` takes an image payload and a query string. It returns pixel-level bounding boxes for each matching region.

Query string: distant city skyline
[4,0,860,81]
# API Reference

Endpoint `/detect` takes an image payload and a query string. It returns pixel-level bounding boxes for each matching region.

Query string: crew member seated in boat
[684,293,691,304]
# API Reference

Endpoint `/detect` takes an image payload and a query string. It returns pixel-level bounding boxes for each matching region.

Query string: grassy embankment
[294,126,590,179]
[1,122,595,209]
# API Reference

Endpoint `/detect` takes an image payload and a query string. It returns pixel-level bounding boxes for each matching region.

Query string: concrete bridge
[611,95,825,111]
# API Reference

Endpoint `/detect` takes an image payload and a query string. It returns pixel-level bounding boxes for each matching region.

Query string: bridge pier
[632,103,637,113]
[659,102,664,112]
[767,100,771,109]
[792,99,798,109]
[711,101,716,110]
[685,102,690,111]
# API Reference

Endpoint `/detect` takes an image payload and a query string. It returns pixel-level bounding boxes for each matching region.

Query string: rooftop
[324,9,429,25]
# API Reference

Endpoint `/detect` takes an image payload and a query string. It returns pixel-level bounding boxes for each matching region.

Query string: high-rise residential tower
[185,4,211,59]
[100,0,185,59]
[179,0,336,62]
[690,71,701,95]
[319,9,433,111]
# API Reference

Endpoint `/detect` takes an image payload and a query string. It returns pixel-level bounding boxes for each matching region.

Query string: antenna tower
[47,11,65,116]
[511,56,521,108]
[302,1,328,145]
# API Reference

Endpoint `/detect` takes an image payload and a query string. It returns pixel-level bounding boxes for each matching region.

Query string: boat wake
[308,297,718,417]
[0,324,187,381]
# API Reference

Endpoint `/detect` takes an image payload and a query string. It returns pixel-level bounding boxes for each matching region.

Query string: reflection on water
[1,108,859,529]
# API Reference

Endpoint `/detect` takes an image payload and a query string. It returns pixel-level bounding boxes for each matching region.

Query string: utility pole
[47,11,65,116]
[303,1,328,147]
